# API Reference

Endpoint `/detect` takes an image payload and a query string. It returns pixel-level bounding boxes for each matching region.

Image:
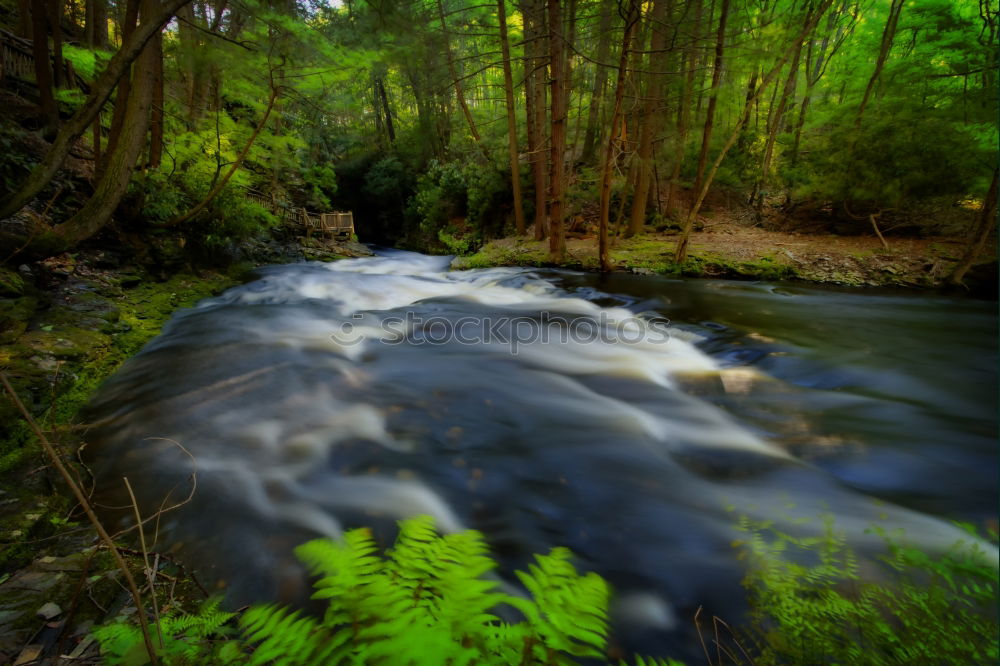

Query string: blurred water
[83,250,997,659]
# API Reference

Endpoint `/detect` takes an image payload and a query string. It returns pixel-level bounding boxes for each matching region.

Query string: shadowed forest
[0,0,996,282]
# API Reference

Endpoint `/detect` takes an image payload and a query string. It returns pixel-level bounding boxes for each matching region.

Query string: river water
[83,250,997,659]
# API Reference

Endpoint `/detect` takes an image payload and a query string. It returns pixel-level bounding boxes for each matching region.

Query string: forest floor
[455,215,996,294]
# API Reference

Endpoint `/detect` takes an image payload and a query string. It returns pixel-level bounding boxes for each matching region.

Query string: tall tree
[855,0,904,129]
[497,0,526,234]
[627,0,671,237]
[689,0,729,209]
[524,0,548,240]
[580,0,613,165]
[547,0,567,260]
[665,0,700,212]
[30,0,58,134]
[598,0,640,271]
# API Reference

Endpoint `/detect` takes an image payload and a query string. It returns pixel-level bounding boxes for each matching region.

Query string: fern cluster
[736,516,999,665]
[93,515,682,665]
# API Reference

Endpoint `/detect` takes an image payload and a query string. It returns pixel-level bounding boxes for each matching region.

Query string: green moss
[0,267,25,297]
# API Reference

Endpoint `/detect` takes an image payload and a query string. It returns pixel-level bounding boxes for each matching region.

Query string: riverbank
[0,235,371,662]
[453,222,997,295]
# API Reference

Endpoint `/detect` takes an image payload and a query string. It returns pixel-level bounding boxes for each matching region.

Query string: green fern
[94,515,663,665]
[93,598,240,665]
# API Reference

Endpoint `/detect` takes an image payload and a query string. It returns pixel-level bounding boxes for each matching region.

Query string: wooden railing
[240,187,354,238]
[0,29,34,82]
[0,28,88,90]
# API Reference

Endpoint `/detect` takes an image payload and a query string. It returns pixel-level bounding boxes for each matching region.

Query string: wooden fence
[0,29,37,83]
[240,187,354,238]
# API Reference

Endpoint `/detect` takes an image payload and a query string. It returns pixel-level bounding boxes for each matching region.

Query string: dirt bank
[454,221,996,294]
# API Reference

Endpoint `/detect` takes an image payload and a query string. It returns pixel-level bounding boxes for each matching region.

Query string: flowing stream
[84,250,998,658]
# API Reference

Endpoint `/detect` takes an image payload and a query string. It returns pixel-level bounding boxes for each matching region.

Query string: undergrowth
[736,516,998,665]
[93,515,683,665]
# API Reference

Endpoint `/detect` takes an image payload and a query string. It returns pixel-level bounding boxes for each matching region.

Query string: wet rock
[35,602,61,620]
[38,254,76,277]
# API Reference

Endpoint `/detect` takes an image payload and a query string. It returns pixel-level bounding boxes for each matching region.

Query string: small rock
[35,602,61,620]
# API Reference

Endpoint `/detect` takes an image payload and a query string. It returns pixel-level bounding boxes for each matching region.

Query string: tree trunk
[627,0,670,238]
[580,0,613,165]
[855,0,903,129]
[437,0,486,155]
[497,0,526,234]
[148,22,164,168]
[49,0,64,88]
[526,0,548,240]
[547,0,566,261]
[17,0,32,38]
[690,0,729,204]
[0,0,193,221]
[753,37,803,211]
[665,0,701,212]
[87,0,108,47]
[30,0,58,133]
[948,168,998,286]
[598,0,640,271]
[99,0,139,177]
[51,0,159,245]
[377,77,395,143]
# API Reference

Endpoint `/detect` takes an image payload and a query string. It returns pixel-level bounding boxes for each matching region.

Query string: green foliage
[93,600,240,665]
[62,44,109,81]
[737,516,999,665]
[94,515,679,665]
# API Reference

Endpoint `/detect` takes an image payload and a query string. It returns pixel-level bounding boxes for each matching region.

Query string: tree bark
[598,0,640,271]
[0,0,193,221]
[49,0,64,89]
[948,168,998,286]
[526,0,548,240]
[665,0,700,212]
[690,0,729,204]
[547,0,566,261]
[148,21,164,168]
[627,0,670,237]
[99,0,139,177]
[30,0,58,133]
[51,0,159,245]
[377,77,395,143]
[855,0,903,129]
[581,0,613,165]
[497,0,526,234]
